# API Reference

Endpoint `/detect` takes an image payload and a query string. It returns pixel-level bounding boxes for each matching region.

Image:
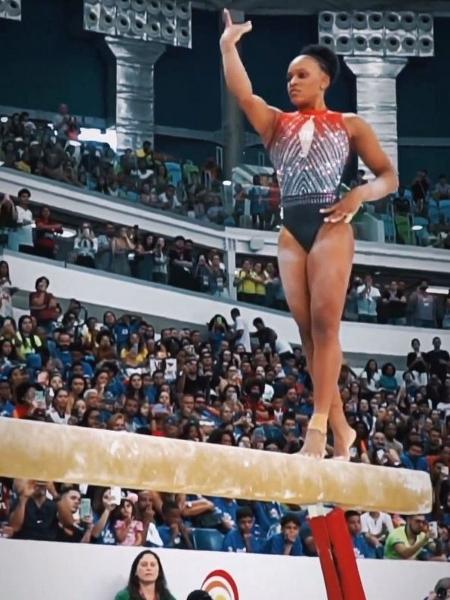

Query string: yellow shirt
[120,347,148,367]
[238,270,256,295]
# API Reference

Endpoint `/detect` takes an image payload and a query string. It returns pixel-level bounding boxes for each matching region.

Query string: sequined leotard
[268,108,350,252]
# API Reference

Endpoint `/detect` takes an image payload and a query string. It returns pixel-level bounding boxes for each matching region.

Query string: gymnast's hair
[300,44,340,86]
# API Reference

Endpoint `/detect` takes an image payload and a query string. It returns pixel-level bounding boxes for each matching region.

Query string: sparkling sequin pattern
[268,110,350,204]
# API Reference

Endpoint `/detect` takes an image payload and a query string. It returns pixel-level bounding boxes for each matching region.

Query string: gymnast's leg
[278,227,354,458]
[304,221,355,457]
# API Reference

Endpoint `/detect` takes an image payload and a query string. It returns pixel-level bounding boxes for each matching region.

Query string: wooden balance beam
[0,418,432,514]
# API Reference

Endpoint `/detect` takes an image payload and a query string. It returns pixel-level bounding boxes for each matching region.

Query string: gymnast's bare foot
[332,425,356,460]
[299,429,326,459]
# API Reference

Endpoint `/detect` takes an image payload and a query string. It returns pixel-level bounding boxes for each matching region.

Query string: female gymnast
[220,10,398,459]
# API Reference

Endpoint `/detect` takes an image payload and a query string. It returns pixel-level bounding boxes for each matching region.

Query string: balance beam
[0,418,432,514]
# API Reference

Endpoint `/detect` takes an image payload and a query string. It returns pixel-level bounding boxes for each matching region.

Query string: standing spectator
[34,206,63,259]
[169,236,193,289]
[408,281,437,328]
[96,223,115,272]
[411,170,430,216]
[152,237,169,285]
[381,281,407,326]
[230,308,251,352]
[209,254,228,298]
[234,260,256,303]
[406,338,429,386]
[222,505,262,553]
[0,260,13,318]
[345,511,377,559]
[29,277,58,328]
[0,194,17,246]
[357,275,380,323]
[10,188,33,251]
[426,337,449,384]
[384,515,432,559]
[115,550,176,600]
[248,175,266,229]
[111,227,134,277]
[73,222,97,269]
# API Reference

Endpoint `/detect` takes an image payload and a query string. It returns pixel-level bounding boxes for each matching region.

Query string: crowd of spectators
[2,107,450,246]
[0,259,449,563]
[0,106,281,229]
[1,187,450,327]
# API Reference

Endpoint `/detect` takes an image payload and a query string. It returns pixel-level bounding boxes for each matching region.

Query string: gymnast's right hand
[220,8,252,50]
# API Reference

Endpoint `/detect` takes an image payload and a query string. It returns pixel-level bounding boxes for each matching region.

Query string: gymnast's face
[287,55,329,109]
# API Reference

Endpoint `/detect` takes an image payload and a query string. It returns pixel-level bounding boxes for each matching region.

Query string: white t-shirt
[357,284,381,316]
[361,512,394,536]
[275,337,293,355]
[234,316,251,352]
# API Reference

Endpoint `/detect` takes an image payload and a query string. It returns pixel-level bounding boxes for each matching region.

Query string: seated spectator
[433,174,450,200]
[360,511,394,547]
[157,500,193,550]
[120,333,149,369]
[379,363,399,392]
[401,441,429,472]
[91,487,118,545]
[222,505,262,553]
[113,497,144,546]
[263,513,303,556]
[114,550,176,600]
[8,479,57,541]
[56,485,93,543]
[136,490,164,549]
[345,511,377,559]
[384,514,432,559]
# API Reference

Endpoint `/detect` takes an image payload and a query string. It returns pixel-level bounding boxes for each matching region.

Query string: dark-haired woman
[29,277,58,328]
[221,11,398,458]
[115,550,176,600]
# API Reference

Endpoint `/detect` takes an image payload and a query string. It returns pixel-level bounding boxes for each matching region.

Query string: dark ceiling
[193,0,450,14]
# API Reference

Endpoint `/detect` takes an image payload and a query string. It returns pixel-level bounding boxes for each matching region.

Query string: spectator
[433,174,450,201]
[91,487,118,545]
[356,275,380,323]
[222,505,262,553]
[360,511,394,547]
[157,500,193,550]
[115,550,176,600]
[230,308,251,353]
[384,514,432,559]
[345,511,377,559]
[0,260,13,318]
[401,441,429,472]
[73,222,98,268]
[234,259,256,303]
[426,337,449,384]
[114,497,144,546]
[96,223,115,271]
[34,206,63,259]
[10,188,33,251]
[408,281,437,328]
[263,513,303,556]
[111,227,134,277]
[8,479,57,541]
[406,338,429,386]
[187,592,213,600]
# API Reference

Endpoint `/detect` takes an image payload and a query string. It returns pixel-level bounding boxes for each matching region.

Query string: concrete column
[105,37,165,152]
[344,57,407,173]
[221,10,245,179]
[224,236,237,300]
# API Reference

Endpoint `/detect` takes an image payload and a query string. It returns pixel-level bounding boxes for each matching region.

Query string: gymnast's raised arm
[220,8,279,144]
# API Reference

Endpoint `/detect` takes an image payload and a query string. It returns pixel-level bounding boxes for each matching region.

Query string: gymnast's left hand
[320,188,365,224]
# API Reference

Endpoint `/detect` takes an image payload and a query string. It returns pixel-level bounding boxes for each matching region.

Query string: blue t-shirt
[91,513,116,545]
[352,533,377,559]
[263,532,303,556]
[222,529,263,553]
[400,453,429,472]
[253,502,285,537]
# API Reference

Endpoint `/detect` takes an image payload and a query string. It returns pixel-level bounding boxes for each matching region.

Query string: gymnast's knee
[311,312,340,344]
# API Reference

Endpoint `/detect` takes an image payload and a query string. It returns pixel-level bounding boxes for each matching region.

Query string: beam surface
[0,419,432,514]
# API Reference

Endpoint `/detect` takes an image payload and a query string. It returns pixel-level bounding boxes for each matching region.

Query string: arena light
[83,0,192,48]
[318,10,434,57]
[426,286,449,295]
[0,0,21,20]
[222,180,232,187]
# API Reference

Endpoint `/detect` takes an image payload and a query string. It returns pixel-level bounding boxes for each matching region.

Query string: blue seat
[191,528,224,552]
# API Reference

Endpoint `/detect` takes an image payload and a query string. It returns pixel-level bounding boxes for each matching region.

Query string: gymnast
[220,9,398,459]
